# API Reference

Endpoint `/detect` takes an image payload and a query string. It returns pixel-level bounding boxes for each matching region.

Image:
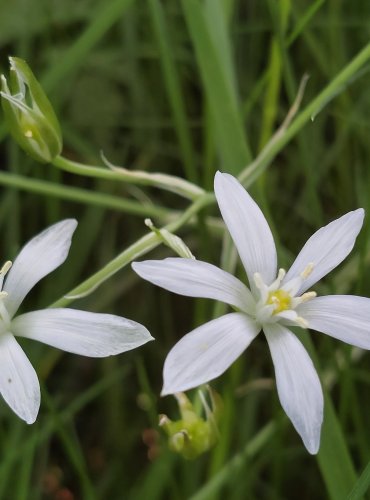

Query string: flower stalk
[51,192,214,308]
[52,154,205,201]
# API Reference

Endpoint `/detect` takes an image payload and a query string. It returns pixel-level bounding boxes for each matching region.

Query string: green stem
[0,170,172,220]
[239,41,370,185]
[52,155,204,200]
[51,193,214,307]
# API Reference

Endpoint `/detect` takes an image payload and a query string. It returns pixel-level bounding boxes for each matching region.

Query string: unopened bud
[159,387,222,459]
[145,219,195,259]
[1,57,62,163]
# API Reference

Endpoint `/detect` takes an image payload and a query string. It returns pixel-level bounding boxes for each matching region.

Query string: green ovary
[267,289,292,314]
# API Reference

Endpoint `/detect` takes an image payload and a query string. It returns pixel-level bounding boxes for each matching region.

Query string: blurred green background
[0,0,370,498]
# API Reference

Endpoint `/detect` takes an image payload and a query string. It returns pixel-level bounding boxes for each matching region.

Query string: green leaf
[347,460,370,500]
[317,396,358,500]
[147,0,198,183]
[295,331,358,500]
[181,0,251,174]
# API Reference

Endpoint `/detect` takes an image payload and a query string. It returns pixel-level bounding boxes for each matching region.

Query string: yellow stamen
[267,289,291,314]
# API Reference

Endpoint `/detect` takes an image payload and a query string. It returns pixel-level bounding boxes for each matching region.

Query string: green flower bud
[159,388,222,460]
[1,57,62,163]
[145,219,195,259]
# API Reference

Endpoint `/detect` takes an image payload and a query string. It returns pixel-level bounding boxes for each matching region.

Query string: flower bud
[145,219,195,259]
[159,388,222,459]
[1,57,62,163]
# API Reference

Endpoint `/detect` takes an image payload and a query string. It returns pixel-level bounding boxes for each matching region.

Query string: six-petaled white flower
[133,171,370,454]
[0,219,153,424]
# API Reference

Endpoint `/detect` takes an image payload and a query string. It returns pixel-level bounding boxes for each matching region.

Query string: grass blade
[147,0,198,183]
[347,461,370,500]
[181,0,251,174]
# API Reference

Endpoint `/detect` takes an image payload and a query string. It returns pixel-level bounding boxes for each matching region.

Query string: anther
[300,262,314,279]
[24,130,33,138]
[269,268,287,290]
[0,291,8,299]
[0,261,12,276]
[253,272,264,290]
[300,291,317,302]
[277,268,286,281]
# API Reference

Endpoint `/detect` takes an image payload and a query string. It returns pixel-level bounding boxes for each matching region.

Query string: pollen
[267,289,292,314]
[24,130,33,138]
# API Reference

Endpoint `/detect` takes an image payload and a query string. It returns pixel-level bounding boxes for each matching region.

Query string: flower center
[253,263,316,328]
[267,289,291,314]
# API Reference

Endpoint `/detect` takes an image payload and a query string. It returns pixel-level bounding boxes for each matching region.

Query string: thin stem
[50,192,214,307]
[0,170,172,220]
[52,155,204,200]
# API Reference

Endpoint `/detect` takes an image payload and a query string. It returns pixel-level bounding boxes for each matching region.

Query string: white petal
[132,258,253,313]
[214,171,277,286]
[298,295,370,349]
[283,209,364,295]
[3,219,78,318]
[264,323,323,454]
[11,308,153,357]
[162,313,260,395]
[0,333,40,424]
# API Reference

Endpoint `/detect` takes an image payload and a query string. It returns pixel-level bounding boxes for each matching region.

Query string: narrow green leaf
[317,396,358,500]
[204,0,237,92]
[189,420,279,500]
[295,331,358,500]
[147,0,198,183]
[0,365,130,478]
[287,0,326,46]
[258,39,282,150]
[0,170,171,220]
[347,461,370,500]
[181,0,251,174]
[42,0,135,91]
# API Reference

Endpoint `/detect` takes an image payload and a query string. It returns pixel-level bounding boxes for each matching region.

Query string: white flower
[132,171,370,454]
[0,219,153,424]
